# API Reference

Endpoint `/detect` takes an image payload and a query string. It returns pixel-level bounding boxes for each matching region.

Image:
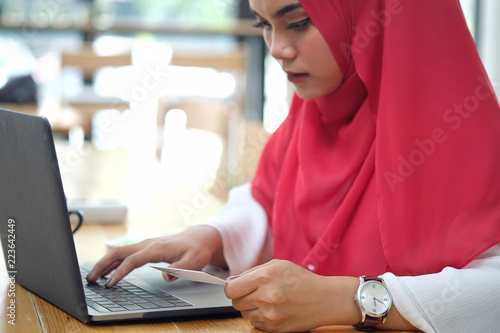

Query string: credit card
[150,266,227,285]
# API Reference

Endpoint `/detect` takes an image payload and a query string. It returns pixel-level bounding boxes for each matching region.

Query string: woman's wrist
[317,276,361,327]
[189,225,226,268]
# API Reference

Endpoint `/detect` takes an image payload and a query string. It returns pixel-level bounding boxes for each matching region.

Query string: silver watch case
[354,276,392,321]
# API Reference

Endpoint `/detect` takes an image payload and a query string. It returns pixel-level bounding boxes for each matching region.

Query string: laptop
[0,108,238,323]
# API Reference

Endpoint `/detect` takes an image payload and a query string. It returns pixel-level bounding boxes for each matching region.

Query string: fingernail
[165,273,178,282]
[86,271,94,280]
[226,274,240,282]
[105,276,116,288]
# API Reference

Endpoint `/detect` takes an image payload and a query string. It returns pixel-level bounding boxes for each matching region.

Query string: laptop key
[86,298,111,313]
[123,304,143,311]
[106,306,126,312]
[139,302,161,309]
[151,300,177,308]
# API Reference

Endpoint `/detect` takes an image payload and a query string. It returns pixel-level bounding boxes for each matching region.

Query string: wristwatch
[353,276,392,331]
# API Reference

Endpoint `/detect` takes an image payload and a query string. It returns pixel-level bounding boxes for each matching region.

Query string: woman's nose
[268,34,297,61]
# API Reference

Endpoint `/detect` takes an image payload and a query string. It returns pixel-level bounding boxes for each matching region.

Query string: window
[114,0,239,25]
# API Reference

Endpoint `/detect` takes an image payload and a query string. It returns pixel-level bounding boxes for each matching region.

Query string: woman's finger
[224,269,262,300]
[86,242,147,282]
[104,243,173,287]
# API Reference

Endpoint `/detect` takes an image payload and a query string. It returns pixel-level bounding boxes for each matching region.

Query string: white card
[150,266,227,285]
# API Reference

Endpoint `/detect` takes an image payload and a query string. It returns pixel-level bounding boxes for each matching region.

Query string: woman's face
[249,0,343,100]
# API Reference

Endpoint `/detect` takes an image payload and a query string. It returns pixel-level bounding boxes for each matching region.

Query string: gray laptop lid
[0,109,236,324]
[0,108,89,322]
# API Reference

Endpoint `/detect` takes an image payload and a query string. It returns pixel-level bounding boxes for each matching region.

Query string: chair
[158,97,241,200]
[55,45,132,137]
[169,47,247,114]
[157,47,248,199]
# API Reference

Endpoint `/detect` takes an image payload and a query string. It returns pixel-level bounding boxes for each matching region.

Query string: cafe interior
[0,0,498,240]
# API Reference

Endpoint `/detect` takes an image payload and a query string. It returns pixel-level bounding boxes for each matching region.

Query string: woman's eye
[252,21,271,30]
[286,18,311,31]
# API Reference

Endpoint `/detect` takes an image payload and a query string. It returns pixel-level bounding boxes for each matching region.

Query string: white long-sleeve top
[206,184,500,332]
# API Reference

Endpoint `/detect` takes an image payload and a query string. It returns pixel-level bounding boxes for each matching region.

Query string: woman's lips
[287,72,309,84]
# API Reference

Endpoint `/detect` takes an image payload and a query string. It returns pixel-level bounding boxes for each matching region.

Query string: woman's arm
[212,186,500,332]
[87,183,269,286]
[224,259,416,332]
[224,246,500,333]
[382,243,500,333]
[206,183,273,275]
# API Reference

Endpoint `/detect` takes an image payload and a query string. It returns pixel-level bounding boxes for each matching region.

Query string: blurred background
[0,0,498,237]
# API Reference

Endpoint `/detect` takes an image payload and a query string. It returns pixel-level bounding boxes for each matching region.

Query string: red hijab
[251,0,500,277]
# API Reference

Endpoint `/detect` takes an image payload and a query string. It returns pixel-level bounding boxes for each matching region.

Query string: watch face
[358,281,392,316]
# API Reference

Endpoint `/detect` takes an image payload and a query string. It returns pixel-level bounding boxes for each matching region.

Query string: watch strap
[353,317,384,331]
[362,276,383,283]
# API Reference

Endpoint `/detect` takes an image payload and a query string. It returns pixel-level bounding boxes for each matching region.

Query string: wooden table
[0,140,411,332]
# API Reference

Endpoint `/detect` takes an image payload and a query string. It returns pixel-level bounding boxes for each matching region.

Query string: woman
[87,0,500,331]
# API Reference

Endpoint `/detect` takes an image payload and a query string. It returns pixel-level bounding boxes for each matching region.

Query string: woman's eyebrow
[250,3,304,19]
[274,3,303,18]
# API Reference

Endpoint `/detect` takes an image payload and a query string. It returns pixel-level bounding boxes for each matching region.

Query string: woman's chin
[295,89,325,101]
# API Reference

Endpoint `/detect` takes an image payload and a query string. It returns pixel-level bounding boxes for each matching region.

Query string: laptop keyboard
[80,269,193,313]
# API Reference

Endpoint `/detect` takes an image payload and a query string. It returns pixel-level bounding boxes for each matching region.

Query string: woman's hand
[224,259,360,332]
[86,225,225,287]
